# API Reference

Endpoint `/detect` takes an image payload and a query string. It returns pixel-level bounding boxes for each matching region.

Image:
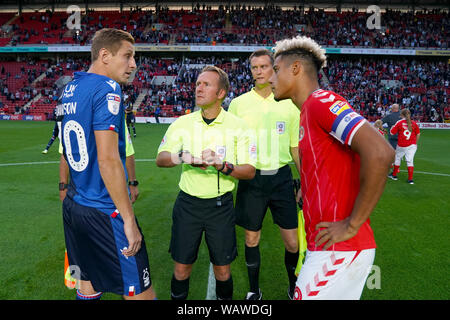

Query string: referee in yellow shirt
[156,66,256,300]
[228,49,301,300]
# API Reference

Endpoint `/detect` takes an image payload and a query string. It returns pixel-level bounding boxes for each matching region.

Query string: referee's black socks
[216,275,233,300]
[285,249,299,290]
[171,274,189,300]
[245,244,261,293]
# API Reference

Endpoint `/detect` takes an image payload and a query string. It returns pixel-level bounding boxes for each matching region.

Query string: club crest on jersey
[142,268,150,287]
[299,126,305,142]
[276,121,286,134]
[107,93,121,115]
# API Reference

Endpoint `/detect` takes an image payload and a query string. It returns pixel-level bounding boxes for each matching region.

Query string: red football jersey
[390,119,420,147]
[299,89,376,251]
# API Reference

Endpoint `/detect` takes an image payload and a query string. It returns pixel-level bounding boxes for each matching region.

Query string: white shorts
[395,144,417,167]
[294,249,375,300]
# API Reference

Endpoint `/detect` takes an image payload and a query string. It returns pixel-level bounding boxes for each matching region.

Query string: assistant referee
[228,49,301,300]
[156,65,256,300]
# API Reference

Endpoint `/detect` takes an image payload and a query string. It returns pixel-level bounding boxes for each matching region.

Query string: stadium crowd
[1,5,448,49]
[0,54,448,122]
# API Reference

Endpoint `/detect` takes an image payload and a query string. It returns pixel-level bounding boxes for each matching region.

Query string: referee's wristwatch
[128,180,139,187]
[220,161,234,176]
[59,182,68,191]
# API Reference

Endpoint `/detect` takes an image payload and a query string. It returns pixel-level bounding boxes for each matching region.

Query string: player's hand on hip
[315,217,358,250]
[123,219,142,257]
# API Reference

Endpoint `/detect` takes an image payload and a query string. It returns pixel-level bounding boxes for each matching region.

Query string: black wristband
[59,182,68,191]
[128,180,139,186]
[221,162,234,176]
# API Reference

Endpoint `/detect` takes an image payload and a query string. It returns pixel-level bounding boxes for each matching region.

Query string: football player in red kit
[269,35,394,300]
[389,108,420,184]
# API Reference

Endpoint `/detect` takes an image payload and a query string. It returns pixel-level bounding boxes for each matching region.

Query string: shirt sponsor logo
[107,93,121,115]
[63,84,78,98]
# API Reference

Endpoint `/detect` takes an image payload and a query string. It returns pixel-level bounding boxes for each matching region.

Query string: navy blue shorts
[63,196,152,296]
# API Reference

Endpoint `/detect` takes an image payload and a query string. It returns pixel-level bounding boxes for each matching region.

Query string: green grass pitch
[0,120,449,300]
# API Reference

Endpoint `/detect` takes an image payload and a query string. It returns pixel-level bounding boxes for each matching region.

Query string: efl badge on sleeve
[107,93,121,115]
[216,146,226,161]
[249,143,257,159]
[276,121,286,134]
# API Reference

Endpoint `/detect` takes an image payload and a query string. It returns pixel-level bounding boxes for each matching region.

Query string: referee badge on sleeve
[216,146,226,161]
[107,93,121,115]
[276,121,286,134]
[249,143,257,159]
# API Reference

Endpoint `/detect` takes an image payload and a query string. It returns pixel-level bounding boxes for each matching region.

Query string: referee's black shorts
[235,164,298,231]
[169,190,237,266]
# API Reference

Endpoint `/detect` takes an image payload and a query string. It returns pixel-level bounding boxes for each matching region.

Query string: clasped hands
[180,149,223,170]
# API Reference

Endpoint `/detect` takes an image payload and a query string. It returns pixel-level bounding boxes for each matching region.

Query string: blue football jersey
[61,72,127,213]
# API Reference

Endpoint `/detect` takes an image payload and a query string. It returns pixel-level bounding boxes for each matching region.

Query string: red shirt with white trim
[299,89,376,251]
[390,119,420,147]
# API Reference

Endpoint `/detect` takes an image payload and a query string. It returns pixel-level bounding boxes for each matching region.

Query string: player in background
[125,101,137,137]
[389,108,421,184]
[60,28,156,300]
[269,35,394,300]
[42,103,63,154]
[373,119,386,136]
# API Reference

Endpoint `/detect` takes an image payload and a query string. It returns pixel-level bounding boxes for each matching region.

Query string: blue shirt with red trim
[61,72,126,213]
[299,89,376,251]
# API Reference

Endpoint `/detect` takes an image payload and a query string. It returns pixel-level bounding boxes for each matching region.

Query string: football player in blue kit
[60,28,156,300]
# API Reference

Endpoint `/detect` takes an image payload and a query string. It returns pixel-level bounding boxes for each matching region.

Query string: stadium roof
[3,0,450,11]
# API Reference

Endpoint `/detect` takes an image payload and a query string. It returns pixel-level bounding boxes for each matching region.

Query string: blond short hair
[273,36,327,72]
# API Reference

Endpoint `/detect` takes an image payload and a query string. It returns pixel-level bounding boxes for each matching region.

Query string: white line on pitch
[1,160,449,178]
